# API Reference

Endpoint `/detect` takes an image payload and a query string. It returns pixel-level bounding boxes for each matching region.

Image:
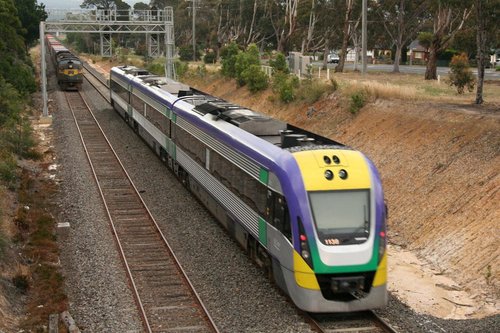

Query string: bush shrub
[146,63,165,76]
[296,80,336,104]
[175,61,189,78]
[235,44,261,86]
[272,72,299,103]
[349,90,366,114]
[242,65,268,92]
[179,45,201,61]
[203,51,217,64]
[269,52,289,74]
[220,42,240,77]
[448,53,475,94]
[196,64,207,77]
[330,78,339,91]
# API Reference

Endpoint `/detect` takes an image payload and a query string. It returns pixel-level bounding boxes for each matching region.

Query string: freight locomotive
[45,35,83,90]
[110,65,388,312]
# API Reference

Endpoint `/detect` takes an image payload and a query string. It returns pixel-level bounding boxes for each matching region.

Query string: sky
[41,0,145,9]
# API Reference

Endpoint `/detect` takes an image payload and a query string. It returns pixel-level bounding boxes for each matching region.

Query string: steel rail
[64,89,219,333]
[64,91,152,333]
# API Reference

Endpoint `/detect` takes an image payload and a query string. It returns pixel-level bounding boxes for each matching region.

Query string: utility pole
[186,0,199,62]
[40,21,48,117]
[361,0,367,75]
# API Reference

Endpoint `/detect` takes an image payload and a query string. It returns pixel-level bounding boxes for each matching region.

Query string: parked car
[327,53,340,64]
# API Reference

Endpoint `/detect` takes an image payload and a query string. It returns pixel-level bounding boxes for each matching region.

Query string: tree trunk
[245,0,259,46]
[393,44,402,73]
[425,41,440,80]
[475,0,485,104]
[336,0,353,73]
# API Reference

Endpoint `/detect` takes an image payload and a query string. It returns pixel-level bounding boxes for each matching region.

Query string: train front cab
[279,148,387,312]
[56,55,83,90]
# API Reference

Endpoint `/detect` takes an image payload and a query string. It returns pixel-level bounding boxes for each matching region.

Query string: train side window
[175,126,206,166]
[210,150,266,217]
[268,193,291,242]
[131,93,144,115]
[110,80,129,103]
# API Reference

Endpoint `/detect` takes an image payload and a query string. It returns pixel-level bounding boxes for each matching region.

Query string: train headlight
[298,217,314,269]
[324,170,334,180]
[332,155,340,164]
[338,169,348,179]
[323,156,331,164]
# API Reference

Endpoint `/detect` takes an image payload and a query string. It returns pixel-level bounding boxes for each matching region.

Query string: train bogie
[109,65,388,313]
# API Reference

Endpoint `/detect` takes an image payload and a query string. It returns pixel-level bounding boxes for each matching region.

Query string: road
[314,62,500,80]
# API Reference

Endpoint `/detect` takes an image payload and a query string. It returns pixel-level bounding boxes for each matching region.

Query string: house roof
[408,39,427,51]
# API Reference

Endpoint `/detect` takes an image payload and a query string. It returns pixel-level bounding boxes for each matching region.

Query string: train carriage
[110,65,388,313]
[45,35,83,90]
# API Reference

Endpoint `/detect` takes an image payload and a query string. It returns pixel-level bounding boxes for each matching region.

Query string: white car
[327,53,340,64]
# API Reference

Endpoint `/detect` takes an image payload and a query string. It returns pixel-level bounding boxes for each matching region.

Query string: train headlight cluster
[323,155,341,165]
[324,169,348,180]
[300,234,310,259]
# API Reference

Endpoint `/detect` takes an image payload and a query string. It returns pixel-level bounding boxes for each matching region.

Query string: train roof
[52,45,69,53]
[111,66,343,149]
[115,66,192,96]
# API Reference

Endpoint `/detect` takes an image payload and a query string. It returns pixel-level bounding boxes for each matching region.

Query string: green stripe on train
[259,217,267,246]
[310,238,380,274]
[259,168,269,185]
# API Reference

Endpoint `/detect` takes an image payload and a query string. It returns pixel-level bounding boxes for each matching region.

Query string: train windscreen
[308,190,370,244]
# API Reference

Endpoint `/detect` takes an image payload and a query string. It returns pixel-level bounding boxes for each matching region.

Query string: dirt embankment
[185,75,500,317]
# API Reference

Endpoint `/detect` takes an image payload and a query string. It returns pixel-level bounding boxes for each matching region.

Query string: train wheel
[160,148,168,163]
[259,248,274,282]
[247,237,257,262]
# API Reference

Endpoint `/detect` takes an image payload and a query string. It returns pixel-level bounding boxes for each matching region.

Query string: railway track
[64,89,219,333]
[306,311,398,333]
[82,62,110,100]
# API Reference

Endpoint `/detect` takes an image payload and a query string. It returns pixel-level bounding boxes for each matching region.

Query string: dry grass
[329,71,500,106]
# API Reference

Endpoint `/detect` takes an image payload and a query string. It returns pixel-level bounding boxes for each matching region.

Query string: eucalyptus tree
[335,0,356,72]
[266,0,300,52]
[15,0,48,49]
[0,0,36,93]
[80,0,116,8]
[473,0,499,104]
[423,0,473,80]
[375,0,430,73]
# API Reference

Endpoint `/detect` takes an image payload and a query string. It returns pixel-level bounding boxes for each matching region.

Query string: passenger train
[45,35,83,90]
[110,65,388,312]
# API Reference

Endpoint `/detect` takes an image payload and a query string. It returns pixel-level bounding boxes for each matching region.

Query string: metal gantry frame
[40,7,176,116]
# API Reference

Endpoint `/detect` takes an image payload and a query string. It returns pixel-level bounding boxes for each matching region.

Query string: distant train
[45,35,83,90]
[109,65,388,313]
